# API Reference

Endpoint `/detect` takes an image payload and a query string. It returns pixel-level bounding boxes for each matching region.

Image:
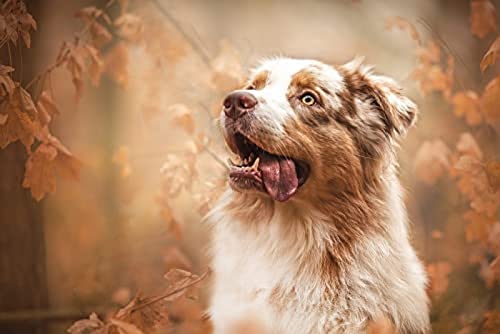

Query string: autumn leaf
[480,37,500,72]
[485,161,500,191]
[416,40,440,65]
[427,261,452,297]
[163,269,201,301]
[414,139,451,185]
[451,91,482,126]
[169,104,195,135]
[36,91,59,127]
[89,21,112,49]
[114,14,143,42]
[159,153,197,197]
[456,132,483,160]
[114,293,170,333]
[0,0,36,48]
[67,312,105,334]
[75,6,111,25]
[384,16,421,45]
[23,136,81,201]
[0,64,15,95]
[464,210,494,244]
[0,85,39,151]
[481,76,500,126]
[470,0,497,39]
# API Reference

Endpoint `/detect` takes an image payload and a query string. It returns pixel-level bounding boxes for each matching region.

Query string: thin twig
[149,0,212,68]
[127,269,210,314]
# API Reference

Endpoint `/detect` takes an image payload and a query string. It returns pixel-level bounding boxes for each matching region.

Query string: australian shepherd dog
[206,57,430,334]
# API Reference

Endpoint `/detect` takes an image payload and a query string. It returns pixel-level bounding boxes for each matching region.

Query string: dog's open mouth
[227,132,309,202]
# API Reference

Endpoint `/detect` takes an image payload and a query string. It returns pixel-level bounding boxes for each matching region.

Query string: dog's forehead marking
[253,58,318,90]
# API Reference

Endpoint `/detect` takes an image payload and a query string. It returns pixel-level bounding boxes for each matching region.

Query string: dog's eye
[246,84,256,90]
[300,93,316,106]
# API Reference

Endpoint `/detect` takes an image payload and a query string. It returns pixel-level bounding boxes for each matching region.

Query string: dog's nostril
[223,91,258,119]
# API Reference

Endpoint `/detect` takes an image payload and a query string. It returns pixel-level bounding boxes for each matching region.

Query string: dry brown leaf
[427,261,452,297]
[0,64,15,95]
[23,135,81,201]
[0,85,39,151]
[451,91,482,126]
[160,153,197,197]
[414,139,451,185]
[164,269,200,301]
[67,312,105,334]
[416,40,440,65]
[470,0,497,39]
[384,16,421,45]
[169,104,195,135]
[115,293,170,333]
[36,91,59,127]
[481,37,500,72]
[481,76,500,126]
[89,21,113,49]
[0,1,36,48]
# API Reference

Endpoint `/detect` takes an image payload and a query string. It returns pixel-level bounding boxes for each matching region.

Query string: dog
[206,57,430,334]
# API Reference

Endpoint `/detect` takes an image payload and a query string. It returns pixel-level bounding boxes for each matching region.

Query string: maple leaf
[23,135,81,201]
[470,0,497,39]
[67,312,106,334]
[480,37,500,72]
[414,139,451,185]
[384,16,421,45]
[0,84,39,151]
[481,76,500,127]
[451,91,482,126]
[169,104,195,135]
[426,261,452,298]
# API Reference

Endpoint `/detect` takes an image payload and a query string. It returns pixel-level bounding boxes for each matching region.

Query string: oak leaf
[451,91,482,126]
[480,37,500,72]
[470,0,497,39]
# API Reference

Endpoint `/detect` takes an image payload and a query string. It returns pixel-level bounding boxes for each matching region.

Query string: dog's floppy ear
[341,58,418,139]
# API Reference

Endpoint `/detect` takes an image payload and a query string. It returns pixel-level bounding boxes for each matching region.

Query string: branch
[149,0,212,68]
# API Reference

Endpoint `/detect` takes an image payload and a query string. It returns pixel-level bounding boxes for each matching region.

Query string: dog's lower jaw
[206,176,430,334]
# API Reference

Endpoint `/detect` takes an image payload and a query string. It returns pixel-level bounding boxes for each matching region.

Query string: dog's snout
[223,91,258,119]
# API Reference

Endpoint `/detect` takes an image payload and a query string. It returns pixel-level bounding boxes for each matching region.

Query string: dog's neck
[209,164,407,270]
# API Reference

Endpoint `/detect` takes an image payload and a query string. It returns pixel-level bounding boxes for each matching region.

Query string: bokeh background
[0,0,499,333]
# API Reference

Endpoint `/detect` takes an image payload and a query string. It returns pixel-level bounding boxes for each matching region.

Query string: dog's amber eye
[246,84,256,90]
[300,93,316,106]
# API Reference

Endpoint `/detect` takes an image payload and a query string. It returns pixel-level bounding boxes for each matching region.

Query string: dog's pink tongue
[259,153,298,202]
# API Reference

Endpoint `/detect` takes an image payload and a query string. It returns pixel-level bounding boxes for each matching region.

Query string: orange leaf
[169,104,195,135]
[414,139,451,185]
[470,0,497,39]
[426,261,452,297]
[104,42,129,88]
[485,161,500,191]
[480,36,500,72]
[384,16,421,45]
[451,91,482,126]
[456,132,483,160]
[481,76,500,123]
[464,210,494,244]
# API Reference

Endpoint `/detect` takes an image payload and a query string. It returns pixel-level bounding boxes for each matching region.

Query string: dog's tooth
[251,157,260,171]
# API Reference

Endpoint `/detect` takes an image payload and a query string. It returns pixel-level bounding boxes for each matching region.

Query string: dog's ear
[341,58,418,139]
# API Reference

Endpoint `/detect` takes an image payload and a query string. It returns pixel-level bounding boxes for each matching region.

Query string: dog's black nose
[223,91,258,119]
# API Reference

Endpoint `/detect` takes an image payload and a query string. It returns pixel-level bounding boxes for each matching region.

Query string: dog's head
[221,57,417,203]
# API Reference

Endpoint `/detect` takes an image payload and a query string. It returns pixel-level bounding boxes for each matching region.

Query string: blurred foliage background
[0,0,498,333]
